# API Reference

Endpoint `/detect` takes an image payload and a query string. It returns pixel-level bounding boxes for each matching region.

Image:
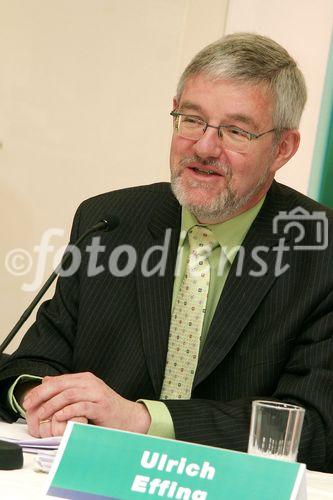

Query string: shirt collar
[180,197,266,264]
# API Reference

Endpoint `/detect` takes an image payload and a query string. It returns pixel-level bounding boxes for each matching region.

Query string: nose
[192,127,224,159]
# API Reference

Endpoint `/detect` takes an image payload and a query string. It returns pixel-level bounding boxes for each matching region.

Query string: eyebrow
[223,113,258,130]
[177,102,259,131]
[178,101,204,114]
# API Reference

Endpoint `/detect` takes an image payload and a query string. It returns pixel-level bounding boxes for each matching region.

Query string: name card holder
[46,422,306,499]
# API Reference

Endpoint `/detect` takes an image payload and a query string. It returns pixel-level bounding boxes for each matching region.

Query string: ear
[270,129,300,174]
[172,97,178,110]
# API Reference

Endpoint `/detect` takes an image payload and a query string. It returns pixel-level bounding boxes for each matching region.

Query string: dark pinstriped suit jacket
[0,180,333,472]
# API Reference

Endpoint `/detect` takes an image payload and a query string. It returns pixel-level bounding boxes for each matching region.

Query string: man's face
[170,75,281,223]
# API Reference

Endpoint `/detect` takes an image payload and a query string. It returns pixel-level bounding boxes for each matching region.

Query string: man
[0,33,333,472]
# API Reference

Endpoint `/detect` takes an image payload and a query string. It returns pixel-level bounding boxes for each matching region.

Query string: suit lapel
[135,188,181,397]
[135,181,295,393]
[194,181,293,386]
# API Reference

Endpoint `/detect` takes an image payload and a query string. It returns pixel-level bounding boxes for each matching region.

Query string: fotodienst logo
[4,208,329,292]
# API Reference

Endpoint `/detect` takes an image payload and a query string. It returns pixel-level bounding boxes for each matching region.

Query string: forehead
[178,75,274,130]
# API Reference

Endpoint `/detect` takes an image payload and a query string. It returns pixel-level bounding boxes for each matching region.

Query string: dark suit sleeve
[164,285,333,473]
[0,184,172,421]
[0,206,83,420]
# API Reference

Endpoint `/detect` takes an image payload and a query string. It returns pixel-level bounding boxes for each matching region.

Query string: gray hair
[176,32,307,131]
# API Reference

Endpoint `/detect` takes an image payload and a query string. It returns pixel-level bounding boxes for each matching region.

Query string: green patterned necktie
[160,226,218,400]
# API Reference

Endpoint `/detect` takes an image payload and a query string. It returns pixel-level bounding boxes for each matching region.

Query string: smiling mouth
[190,166,223,176]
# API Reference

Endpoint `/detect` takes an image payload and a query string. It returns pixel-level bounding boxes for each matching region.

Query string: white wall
[0,0,228,349]
[1,0,332,349]
[225,0,333,193]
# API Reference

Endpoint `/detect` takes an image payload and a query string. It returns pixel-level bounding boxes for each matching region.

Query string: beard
[171,155,272,223]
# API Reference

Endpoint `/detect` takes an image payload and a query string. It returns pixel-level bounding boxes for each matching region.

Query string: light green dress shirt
[8,197,265,438]
[141,197,265,438]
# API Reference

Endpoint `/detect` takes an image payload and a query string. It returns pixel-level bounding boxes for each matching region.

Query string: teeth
[195,168,215,175]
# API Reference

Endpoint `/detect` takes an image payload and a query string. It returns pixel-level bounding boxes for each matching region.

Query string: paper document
[0,418,61,473]
[0,419,61,453]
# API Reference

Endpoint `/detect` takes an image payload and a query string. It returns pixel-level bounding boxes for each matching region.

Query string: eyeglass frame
[170,110,276,143]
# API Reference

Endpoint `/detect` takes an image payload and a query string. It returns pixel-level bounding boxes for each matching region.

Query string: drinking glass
[248,400,305,461]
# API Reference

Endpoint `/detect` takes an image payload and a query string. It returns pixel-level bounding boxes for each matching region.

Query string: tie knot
[188,226,218,255]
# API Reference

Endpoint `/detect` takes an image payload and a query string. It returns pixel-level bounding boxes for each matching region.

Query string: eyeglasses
[170,111,276,153]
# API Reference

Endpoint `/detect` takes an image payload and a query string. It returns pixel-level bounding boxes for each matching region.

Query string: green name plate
[46,422,306,499]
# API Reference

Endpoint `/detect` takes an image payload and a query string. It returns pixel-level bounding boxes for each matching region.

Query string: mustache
[179,156,230,176]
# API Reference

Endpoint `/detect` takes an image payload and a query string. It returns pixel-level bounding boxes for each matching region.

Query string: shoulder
[269,181,333,220]
[79,182,173,210]
[273,181,333,216]
[265,181,333,253]
[72,182,176,232]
